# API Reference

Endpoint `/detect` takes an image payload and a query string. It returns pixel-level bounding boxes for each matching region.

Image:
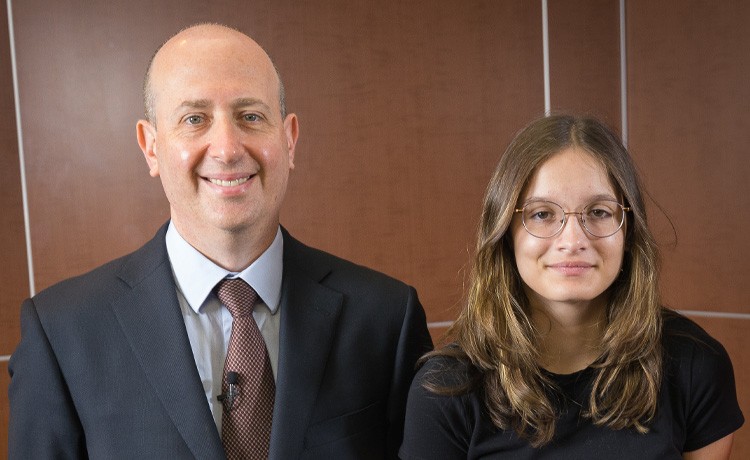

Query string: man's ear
[136,119,160,177]
[284,113,299,169]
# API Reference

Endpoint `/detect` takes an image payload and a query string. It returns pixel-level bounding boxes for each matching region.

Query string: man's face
[138,27,298,249]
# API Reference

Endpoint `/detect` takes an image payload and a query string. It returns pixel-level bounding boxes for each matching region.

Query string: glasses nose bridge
[559,210,588,234]
[562,210,586,222]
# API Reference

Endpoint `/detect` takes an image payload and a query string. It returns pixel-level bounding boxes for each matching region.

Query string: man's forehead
[146,26,282,120]
[151,42,277,96]
[174,98,272,111]
[158,26,269,63]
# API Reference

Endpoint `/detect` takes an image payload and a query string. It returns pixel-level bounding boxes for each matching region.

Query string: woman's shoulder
[402,348,489,459]
[661,310,735,381]
[415,346,482,391]
[660,309,745,450]
[661,310,727,358]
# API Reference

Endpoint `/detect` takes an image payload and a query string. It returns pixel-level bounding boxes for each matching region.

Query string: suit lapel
[110,226,225,459]
[269,234,343,459]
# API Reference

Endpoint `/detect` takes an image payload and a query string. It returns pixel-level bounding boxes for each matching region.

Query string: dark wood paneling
[12,1,171,292]
[627,1,750,453]
[627,0,750,313]
[277,1,545,322]
[0,0,28,354]
[13,1,544,324]
[548,0,621,129]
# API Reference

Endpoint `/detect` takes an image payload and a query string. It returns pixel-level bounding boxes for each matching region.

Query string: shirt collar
[165,222,284,314]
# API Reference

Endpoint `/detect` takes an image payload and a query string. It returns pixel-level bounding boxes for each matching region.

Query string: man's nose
[208,117,243,163]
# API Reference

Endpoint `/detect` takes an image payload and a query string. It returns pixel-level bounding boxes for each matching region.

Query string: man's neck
[171,219,278,272]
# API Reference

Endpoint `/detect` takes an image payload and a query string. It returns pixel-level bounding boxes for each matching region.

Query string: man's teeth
[209,177,250,187]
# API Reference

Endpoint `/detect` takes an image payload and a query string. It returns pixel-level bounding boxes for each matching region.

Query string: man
[8,23,432,459]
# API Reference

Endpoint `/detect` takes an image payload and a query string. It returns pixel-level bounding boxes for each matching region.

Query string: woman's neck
[530,298,607,375]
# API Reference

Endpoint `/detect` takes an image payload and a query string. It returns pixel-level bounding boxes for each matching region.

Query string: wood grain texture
[627,0,750,313]
[548,0,621,129]
[0,0,28,355]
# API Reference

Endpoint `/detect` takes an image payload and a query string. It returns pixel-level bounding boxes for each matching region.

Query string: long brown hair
[425,114,663,447]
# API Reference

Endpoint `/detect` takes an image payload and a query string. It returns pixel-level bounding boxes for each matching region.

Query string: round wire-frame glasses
[514,199,631,238]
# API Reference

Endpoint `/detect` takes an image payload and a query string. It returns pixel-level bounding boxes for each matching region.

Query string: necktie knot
[215,278,258,318]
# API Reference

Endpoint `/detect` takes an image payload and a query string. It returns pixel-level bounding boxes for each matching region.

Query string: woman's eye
[530,210,554,221]
[588,208,613,219]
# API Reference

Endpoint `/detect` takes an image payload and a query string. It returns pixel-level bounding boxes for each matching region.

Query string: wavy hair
[425,114,663,447]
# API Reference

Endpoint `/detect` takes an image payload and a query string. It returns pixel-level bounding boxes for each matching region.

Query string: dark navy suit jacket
[8,224,433,459]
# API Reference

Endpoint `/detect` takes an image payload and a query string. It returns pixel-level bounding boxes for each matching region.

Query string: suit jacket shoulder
[272,228,433,459]
[9,223,224,459]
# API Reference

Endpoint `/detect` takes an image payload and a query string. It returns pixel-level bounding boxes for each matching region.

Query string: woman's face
[511,147,626,313]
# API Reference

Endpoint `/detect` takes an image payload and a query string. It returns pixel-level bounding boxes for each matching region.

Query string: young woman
[400,115,743,459]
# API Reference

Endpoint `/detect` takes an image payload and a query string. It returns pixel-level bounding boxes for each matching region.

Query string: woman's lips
[547,262,594,275]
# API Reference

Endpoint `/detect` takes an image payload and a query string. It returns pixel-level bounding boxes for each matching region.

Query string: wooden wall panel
[627,0,750,313]
[276,1,544,323]
[11,1,170,292]
[0,0,28,357]
[627,1,750,455]
[1,4,25,456]
[548,0,621,129]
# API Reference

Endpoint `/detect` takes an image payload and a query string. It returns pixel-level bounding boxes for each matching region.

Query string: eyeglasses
[514,199,630,239]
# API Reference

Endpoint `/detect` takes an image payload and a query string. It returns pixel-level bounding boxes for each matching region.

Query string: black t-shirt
[400,314,744,459]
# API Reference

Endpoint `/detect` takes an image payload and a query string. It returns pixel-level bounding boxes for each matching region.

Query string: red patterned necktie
[215,278,275,460]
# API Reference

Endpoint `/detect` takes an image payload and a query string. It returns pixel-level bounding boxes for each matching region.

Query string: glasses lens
[521,201,564,238]
[582,201,625,237]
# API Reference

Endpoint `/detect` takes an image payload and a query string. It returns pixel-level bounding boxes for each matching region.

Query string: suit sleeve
[385,286,433,459]
[8,299,87,459]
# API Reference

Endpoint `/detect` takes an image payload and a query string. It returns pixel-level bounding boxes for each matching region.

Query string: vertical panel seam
[542,0,550,115]
[620,0,628,145]
[6,0,35,297]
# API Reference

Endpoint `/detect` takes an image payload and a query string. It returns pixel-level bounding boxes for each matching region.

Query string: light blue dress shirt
[165,222,283,430]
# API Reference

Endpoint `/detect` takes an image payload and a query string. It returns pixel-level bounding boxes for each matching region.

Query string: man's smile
[207,176,251,187]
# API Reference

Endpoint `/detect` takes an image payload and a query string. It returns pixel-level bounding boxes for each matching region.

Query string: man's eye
[185,115,203,125]
[243,113,260,122]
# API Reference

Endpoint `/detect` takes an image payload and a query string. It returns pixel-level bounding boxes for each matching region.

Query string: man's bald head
[142,23,286,127]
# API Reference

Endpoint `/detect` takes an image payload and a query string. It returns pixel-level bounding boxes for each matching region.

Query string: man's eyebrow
[172,98,273,114]
[174,99,211,112]
[232,98,272,111]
